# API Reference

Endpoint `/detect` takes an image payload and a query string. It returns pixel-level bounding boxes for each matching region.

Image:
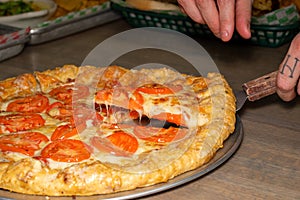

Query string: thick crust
[0,73,38,102]
[35,64,79,93]
[126,0,180,11]
[0,66,236,196]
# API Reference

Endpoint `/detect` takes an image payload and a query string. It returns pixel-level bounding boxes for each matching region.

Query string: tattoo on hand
[280,54,299,78]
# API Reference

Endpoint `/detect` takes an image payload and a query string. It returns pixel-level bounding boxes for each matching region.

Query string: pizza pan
[0,25,30,62]
[0,115,243,200]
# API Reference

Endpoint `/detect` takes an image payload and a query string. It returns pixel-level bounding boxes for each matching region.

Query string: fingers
[178,0,252,41]
[235,0,252,39]
[195,0,221,38]
[178,0,221,38]
[216,0,235,41]
[277,34,300,101]
[178,0,204,24]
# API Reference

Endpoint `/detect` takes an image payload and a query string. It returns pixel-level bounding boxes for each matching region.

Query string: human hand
[177,0,252,42]
[277,33,300,101]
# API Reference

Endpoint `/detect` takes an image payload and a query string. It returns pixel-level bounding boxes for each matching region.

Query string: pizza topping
[49,85,73,103]
[46,101,73,120]
[49,84,89,104]
[128,90,144,111]
[0,132,49,156]
[91,131,138,156]
[136,83,183,95]
[41,139,91,162]
[6,94,49,113]
[0,113,45,133]
[51,124,82,141]
[151,112,183,126]
[134,125,187,143]
[95,87,130,109]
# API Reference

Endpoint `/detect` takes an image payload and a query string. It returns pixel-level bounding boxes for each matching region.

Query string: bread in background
[252,0,300,16]
[51,0,108,19]
[126,0,180,11]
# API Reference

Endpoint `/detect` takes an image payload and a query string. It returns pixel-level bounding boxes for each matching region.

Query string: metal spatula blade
[235,71,278,111]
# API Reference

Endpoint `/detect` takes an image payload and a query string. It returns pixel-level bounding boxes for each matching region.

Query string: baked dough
[0,65,236,196]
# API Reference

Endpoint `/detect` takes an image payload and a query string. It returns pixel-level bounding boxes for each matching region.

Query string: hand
[177,0,252,41]
[277,33,300,101]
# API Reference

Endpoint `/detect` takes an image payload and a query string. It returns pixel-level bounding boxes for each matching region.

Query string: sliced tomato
[91,131,138,156]
[152,112,183,126]
[49,84,89,104]
[0,132,49,156]
[95,88,113,102]
[51,124,85,141]
[49,85,73,103]
[41,139,91,162]
[0,113,45,133]
[73,104,99,125]
[107,131,138,153]
[136,84,183,95]
[95,87,129,109]
[72,84,90,100]
[134,126,187,143]
[6,94,49,113]
[46,102,73,120]
[129,90,144,111]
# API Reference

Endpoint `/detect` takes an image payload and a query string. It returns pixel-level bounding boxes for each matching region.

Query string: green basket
[111,0,299,48]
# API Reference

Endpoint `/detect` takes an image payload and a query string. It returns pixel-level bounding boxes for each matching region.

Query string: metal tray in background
[0,116,243,200]
[29,2,121,45]
[0,25,30,62]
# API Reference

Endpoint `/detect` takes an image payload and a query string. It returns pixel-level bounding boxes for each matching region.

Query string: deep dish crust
[0,65,236,196]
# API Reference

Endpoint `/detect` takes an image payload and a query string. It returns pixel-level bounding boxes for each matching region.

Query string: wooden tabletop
[0,19,299,200]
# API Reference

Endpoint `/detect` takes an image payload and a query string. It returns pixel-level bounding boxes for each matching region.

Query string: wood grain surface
[0,19,299,200]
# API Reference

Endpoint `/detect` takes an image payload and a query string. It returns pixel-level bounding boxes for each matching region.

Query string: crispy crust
[0,73,38,102]
[35,64,79,93]
[0,65,236,196]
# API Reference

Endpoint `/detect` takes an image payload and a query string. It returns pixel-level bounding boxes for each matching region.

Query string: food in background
[125,0,180,11]
[51,0,108,19]
[0,0,40,16]
[252,0,300,16]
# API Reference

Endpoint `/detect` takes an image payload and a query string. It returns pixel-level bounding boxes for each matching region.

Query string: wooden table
[0,19,299,200]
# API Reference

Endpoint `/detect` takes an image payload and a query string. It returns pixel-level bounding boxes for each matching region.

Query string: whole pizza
[0,65,236,196]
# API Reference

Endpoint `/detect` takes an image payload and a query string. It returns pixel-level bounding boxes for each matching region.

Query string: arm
[177,0,252,41]
[277,33,300,101]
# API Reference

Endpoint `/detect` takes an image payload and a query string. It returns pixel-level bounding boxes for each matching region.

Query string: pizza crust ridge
[0,65,236,196]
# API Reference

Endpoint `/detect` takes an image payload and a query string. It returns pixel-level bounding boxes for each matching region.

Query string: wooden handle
[242,71,277,101]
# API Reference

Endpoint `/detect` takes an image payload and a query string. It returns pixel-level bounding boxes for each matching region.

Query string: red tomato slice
[49,85,73,103]
[91,131,138,156]
[134,126,187,143]
[49,84,89,104]
[73,104,99,125]
[41,139,91,162]
[136,84,182,95]
[72,84,90,100]
[51,124,85,141]
[107,131,138,153]
[95,89,113,102]
[46,102,73,120]
[6,94,49,113]
[128,90,144,111]
[152,112,183,126]
[0,113,45,133]
[0,132,49,156]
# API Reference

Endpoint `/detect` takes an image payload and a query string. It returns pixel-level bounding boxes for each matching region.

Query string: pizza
[0,65,236,196]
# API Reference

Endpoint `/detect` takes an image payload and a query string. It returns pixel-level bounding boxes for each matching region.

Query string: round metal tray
[0,115,243,200]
